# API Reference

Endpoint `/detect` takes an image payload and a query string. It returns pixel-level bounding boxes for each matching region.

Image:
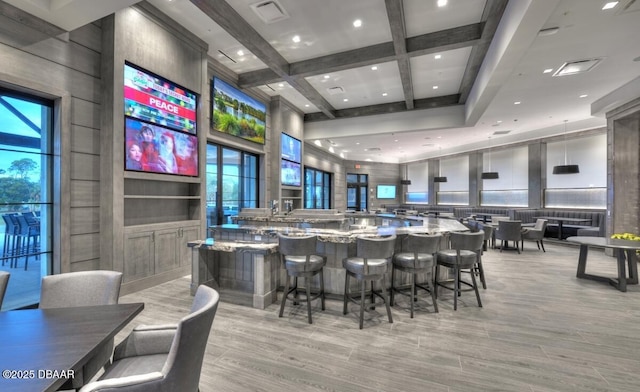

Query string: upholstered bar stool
[343,235,396,329]
[390,233,440,317]
[278,234,326,324]
[435,231,484,311]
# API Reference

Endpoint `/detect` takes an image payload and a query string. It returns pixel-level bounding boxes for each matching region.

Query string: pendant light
[552,120,580,175]
[481,136,499,179]
[400,163,411,185]
[434,147,447,182]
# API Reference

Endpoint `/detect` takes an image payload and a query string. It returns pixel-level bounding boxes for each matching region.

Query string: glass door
[346,173,368,211]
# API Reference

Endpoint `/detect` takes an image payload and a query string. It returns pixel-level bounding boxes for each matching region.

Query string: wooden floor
[118,242,640,392]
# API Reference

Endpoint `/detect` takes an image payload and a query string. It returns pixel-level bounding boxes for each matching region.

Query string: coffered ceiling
[4,0,640,163]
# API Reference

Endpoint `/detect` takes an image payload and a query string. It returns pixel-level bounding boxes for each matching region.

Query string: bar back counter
[189,211,468,309]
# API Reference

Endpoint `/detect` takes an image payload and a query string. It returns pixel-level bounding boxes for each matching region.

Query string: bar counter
[190,216,469,308]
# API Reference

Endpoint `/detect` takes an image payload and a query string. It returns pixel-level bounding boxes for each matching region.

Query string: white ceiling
[8,0,640,163]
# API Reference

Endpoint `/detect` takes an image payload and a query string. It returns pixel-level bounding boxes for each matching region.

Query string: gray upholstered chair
[494,220,523,253]
[390,233,440,317]
[40,270,123,389]
[521,219,548,252]
[278,234,326,324]
[0,271,9,310]
[435,231,484,311]
[343,235,396,329]
[79,285,219,392]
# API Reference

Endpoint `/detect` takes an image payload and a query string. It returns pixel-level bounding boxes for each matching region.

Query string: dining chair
[78,285,220,392]
[0,271,9,310]
[494,220,523,253]
[521,219,548,252]
[343,235,396,329]
[40,271,123,389]
[435,231,484,311]
[390,233,440,317]
[278,233,326,324]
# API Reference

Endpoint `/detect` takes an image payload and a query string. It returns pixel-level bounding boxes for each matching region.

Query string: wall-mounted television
[212,77,267,144]
[125,117,198,177]
[281,132,301,163]
[376,184,397,199]
[124,62,197,134]
[281,159,301,187]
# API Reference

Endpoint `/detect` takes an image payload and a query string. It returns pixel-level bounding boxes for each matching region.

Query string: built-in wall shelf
[124,171,201,184]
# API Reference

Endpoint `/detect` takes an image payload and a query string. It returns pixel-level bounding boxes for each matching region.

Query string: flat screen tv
[376,184,397,199]
[281,132,301,163]
[124,62,197,134]
[281,159,301,187]
[212,77,267,144]
[125,117,198,177]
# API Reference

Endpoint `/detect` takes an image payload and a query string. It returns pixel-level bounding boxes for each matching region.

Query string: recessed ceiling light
[382,92,388,96]
[602,1,618,10]
[340,153,345,158]
[371,66,378,70]
[324,75,330,79]
[434,54,442,59]
[353,19,362,28]
[437,0,448,7]
[356,142,360,145]
[237,50,244,56]
[394,139,398,142]
[292,35,300,43]
[366,158,372,162]
[329,146,335,153]
[579,94,588,98]
[543,68,553,73]
[497,120,503,123]
[433,85,439,89]
[314,140,322,146]
[304,104,310,107]
[343,98,349,102]
[514,101,521,105]
[278,83,284,87]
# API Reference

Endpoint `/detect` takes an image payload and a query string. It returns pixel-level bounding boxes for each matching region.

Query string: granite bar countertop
[188,238,278,254]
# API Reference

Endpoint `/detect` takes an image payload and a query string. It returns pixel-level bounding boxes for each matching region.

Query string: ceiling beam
[190,0,336,119]
[238,23,482,89]
[385,0,414,110]
[458,0,509,104]
[304,94,460,122]
[0,1,67,43]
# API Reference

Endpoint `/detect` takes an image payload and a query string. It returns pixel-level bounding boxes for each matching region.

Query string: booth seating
[453,207,511,221]
[512,209,605,239]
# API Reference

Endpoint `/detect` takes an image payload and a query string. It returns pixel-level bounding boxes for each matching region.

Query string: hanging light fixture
[481,136,499,179]
[400,163,411,185]
[434,148,447,182]
[552,120,580,175]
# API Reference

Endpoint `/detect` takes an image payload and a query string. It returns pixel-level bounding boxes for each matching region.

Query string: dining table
[534,216,592,240]
[566,236,639,292]
[0,302,144,392]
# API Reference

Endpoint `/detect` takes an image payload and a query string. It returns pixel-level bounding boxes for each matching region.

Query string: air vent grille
[327,86,345,95]
[250,1,290,24]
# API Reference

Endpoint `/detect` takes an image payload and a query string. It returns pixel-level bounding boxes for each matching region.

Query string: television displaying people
[125,117,198,176]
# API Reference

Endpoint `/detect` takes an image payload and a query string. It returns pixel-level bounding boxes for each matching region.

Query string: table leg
[557,220,563,240]
[625,250,639,285]
[615,250,628,292]
[576,244,589,278]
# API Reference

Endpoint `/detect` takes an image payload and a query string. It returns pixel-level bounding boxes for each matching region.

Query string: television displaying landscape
[212,77,266,144]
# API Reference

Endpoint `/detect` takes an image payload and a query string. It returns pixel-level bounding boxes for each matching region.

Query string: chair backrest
[496,220,522,241]
[3,214,18,234]
[39,271,123,309]
[0,271,9,310]
[534,219,548,231]
[404,233,441,255]
[449,231,484,252]
[277,234,317,257]
[162,285,219,391]
[356,235,396,260]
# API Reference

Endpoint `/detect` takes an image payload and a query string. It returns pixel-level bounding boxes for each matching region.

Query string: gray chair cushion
[393,253,434,269]
[284,254,325,273]
[436,249,477,267]
[100,354,168,380]
[343,257,389,276]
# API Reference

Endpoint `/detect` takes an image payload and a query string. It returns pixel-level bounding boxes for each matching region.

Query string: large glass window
[206,144,258,227]
[0,88,53,310]
[304,167,331,209]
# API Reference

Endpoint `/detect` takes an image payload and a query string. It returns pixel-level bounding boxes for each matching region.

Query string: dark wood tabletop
[0,302,144,392]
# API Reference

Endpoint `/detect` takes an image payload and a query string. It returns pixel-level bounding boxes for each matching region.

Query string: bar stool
[343,235,396,329]
[435,231,484,311]
[278,234,326,324]
[390,233,440,318]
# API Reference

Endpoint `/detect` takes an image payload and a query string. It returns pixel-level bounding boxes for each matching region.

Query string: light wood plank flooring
[118,242,640,392]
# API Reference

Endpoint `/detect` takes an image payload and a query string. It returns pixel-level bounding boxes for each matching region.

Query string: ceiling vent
[492,130,511,135]
[250,1,290,24]
[553,58,602,77]
[365,147,381,152]
[327,86,345,95]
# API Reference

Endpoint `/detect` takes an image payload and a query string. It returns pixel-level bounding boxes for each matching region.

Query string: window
[347,173,368,211]
[206,144,259,227]
[304,167,331,209]
[0,87,53,309]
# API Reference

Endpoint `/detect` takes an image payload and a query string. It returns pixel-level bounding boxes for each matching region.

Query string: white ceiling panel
[410,47,472,99]
[404,0,486,37]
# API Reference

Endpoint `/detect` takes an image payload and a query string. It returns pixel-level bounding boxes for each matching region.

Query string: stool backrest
[404,233,441,254]
[278,234,317,257]
[449,231,484,252]
[356,235,396,260]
